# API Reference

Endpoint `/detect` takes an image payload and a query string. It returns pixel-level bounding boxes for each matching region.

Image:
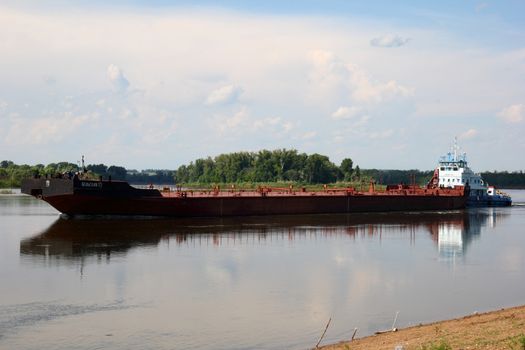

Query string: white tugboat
[428,139,512,207]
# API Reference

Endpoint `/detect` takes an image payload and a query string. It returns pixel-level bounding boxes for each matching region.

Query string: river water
[1,191,524,350]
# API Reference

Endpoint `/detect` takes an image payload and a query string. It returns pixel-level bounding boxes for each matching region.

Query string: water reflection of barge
[428,208,509,260]
[20,210,508,264]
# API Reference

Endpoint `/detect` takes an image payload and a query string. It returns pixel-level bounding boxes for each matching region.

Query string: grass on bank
[513,334,525,350]
[420,340,451,350]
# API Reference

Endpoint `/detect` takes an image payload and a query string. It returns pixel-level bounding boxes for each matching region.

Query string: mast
[453,136,458,162]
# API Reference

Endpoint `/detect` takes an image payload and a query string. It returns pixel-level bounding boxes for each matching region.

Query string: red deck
[157,184,466,199]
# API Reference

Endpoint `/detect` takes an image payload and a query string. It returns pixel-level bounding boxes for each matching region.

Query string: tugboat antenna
[81,155,86,173]
[453,136,458,162]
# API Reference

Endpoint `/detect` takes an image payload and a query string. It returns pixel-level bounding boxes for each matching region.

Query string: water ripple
[0,300,135,339]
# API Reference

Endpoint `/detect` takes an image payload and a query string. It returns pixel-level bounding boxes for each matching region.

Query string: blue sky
[0,1,524,171]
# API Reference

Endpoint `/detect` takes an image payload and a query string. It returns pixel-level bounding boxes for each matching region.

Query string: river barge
[21,177,468,217]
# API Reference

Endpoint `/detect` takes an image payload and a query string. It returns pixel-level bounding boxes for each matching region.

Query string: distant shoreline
[321,305,525,350]
[3,156,525,189]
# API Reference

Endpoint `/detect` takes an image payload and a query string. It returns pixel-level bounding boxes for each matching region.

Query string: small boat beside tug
[427,140,512,207]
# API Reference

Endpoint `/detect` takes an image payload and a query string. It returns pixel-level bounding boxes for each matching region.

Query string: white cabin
[431,139,512,206]
[436,142,488,198]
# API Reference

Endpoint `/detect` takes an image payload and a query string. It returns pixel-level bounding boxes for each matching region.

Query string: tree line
[480,171,525,189]
[2,151,525,188]
[0,160,174,187]
[83,164,175,184]
[173,149,358,184]
[360,169,434,186]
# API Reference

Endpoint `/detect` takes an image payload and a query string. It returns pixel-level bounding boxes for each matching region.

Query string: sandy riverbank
[321,305,525,350]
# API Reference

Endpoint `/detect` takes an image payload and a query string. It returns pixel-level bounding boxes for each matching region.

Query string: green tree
[254,150,276,182]
[190,160,205,181]
[230,152,255,182]
[213,152,255,183]
[107,165,127,180]
[44,163,58,175]
[55,162,79,173]
[86,164,108,176]
[271,149,307,181]
[340,158,354,181]
[174,165,189,183]
[285,152,308,181]
[202,157,218,182]
[304,154,338,183]
[31,164,45,177]
[353,165,361,180]
[1,160,14,168]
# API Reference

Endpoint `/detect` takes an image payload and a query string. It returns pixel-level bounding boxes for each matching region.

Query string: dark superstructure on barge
[21,176,469,217]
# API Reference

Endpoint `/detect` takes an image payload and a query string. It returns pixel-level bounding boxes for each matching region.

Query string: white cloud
[334,135,344,143]
[309,50,413,104]
[212,107,249,133]
[224,108,248,129]
[140,121,178,144]
[331,106,362,120]
[498,104,524,123]
[353,115,370,127]
[253,117,294,135]
[253,116,281,130]
[459,129,478,139]
[370,34,410,48]
[107,64,130,92]
[301,131,317,139]
[211,109,294,136]
[336,115,370,134]
[346,63,413,103]
[308,50,348,100]
[282,122,294,132]
[367,129,394,139]
[475,2,489,12]
[6,112,98,145]
[0,6,523,169]
[206,84,243,105]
